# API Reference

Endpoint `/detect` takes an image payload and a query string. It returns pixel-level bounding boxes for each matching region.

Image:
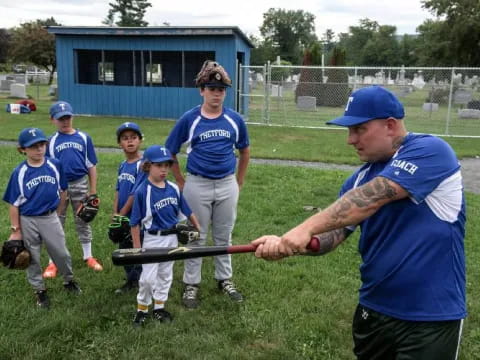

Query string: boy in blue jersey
[130,145,200,327]
[253,86,466,360]
[112,122,144,294]
[3,128,81,309]
[43,101,103,278]
[166,60,250,309]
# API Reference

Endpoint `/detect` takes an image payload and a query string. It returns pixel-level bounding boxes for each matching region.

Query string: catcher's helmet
[195,60,232,88]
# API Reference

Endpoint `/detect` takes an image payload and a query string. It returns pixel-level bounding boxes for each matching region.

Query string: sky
[0,0,435,38]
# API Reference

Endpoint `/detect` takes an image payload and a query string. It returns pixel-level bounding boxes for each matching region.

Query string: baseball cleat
[64,280,82,295]
[35,290,50,309]
[85,257,103,271]
[218,279,244,303]
[42,262,58,278]
[133,311,148,327]
[152,309,173,323]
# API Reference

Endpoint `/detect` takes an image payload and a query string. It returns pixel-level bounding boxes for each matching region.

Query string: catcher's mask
[195,60,232,88]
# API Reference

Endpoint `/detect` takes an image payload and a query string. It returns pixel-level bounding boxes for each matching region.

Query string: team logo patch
[215,73,222,81]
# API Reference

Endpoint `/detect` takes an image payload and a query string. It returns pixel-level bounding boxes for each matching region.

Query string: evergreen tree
[103,0,152,27]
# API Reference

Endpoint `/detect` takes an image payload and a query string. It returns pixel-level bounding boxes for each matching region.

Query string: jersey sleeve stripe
[186,116,201,154]
[224,114,239,143]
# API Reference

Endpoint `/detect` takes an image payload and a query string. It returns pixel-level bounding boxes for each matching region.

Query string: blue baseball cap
[49,101,73,120]
[116,122,143,141]
[327,86,405,127]
[18,127,48,148]
[143,145,174,164]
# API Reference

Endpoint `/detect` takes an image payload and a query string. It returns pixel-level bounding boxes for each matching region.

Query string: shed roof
[47,26,254,48]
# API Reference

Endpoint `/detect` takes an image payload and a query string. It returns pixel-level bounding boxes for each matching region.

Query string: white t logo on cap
[345,96,354,112]
[160,147,167,156]
[29,129,37,137]
[60,103,66,110]
[125,122,130,127]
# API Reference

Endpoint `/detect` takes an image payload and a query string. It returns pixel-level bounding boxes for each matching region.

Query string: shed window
[75,49,215,88]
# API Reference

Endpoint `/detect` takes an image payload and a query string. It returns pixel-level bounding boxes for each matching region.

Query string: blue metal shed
[47,26,253,119]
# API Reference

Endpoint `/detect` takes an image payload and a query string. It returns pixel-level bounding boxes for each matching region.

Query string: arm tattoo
[315,228,352,255]
[329,177,397,226]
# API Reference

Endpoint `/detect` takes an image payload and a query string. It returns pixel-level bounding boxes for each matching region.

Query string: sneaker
[152,309,173,323]
[133,311,148,327]
[85,257,103,271]
[42,263,57,278]
[182,284,200,309]
[64,280,82,294]
[218,279,244,303]
[115,280,138,295]
[35,290,50,309]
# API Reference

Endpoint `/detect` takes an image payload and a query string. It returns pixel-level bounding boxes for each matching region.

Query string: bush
[467,100,480,109]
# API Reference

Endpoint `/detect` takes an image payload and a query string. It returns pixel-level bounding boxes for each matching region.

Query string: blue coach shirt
[165,106,249,179]
[340,133,466,321]
[3,158,68,216]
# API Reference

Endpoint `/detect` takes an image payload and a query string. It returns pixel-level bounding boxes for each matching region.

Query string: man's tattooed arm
[314,228,353,255]
[302,176,409,237]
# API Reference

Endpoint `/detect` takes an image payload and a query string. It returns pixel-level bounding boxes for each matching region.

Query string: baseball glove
[176,223,200,245]
[195,60,232,87]
[108,216,131,247]
[1,240,31,270]
[76,194,100,223]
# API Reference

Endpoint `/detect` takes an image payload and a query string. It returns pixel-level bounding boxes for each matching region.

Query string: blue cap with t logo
[18,127,47,148]
[327,86,405,127]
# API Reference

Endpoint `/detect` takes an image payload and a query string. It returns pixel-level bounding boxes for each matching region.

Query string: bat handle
[306,236,320,252]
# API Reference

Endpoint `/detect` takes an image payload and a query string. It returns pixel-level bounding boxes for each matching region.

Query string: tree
[103,0,152,27]
[249,34,278,66]
[415,20,453,66]
[361,25,401,66]
[0,28,11,64]
[338,18,379,65]
[260,8,317,64]
[10,17,60,84]
[419,0,480,66]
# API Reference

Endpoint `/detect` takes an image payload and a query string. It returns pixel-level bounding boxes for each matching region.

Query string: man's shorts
[352,304,463,360]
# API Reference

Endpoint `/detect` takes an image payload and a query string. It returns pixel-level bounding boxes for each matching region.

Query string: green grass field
[0,145,478,360]
[1,86,479,164]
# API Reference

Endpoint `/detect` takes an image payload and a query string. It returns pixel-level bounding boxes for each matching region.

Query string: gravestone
[458,109,480,119]
[394,87,410,97]
[0,80,15,91]
[453,89,473,105]
[297,96,316,110]
[48,84,57,96]
[10,83,27,98]
[423,103,439,112]
[270,84,283,97]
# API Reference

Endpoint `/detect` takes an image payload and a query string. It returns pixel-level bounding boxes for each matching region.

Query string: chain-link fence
[239,64,480,137]
[0,72,57,101]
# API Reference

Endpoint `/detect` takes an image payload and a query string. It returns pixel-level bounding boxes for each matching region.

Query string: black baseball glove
[108,216,132,247]
[1,240,31,270]
[176,223,200,245]
[76,194,100,223]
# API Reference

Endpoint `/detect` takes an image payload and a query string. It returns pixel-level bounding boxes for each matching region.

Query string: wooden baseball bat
[111,237,320,266]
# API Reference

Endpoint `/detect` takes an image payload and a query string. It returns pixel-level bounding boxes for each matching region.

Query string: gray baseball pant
[182,174,239,285]
[58,176,93,245]
[21,213,74,291]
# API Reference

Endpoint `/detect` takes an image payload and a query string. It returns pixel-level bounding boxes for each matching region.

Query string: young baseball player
[112,122,144,294]
[130,145,200,327]
[165,60,250,309]
[3,127,81,309]
[42,101,102,278]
